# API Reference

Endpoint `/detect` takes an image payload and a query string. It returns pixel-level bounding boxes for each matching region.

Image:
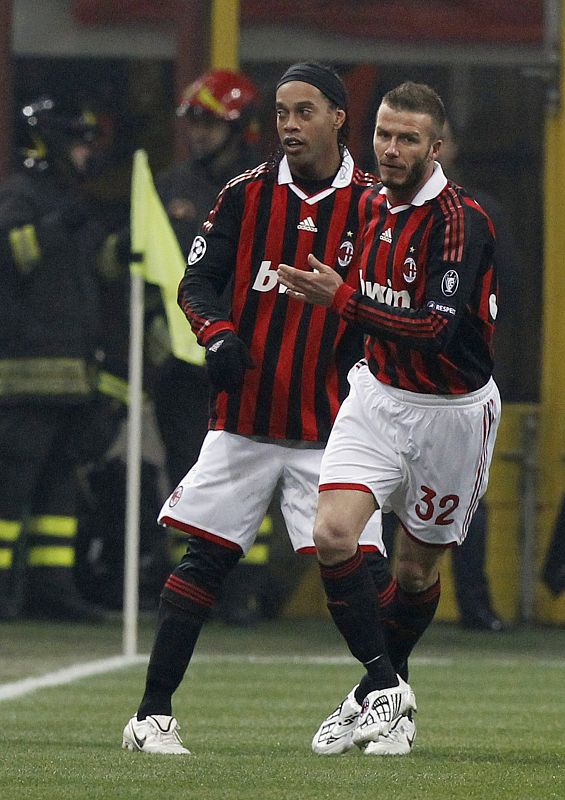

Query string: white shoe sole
[122,736,190,755]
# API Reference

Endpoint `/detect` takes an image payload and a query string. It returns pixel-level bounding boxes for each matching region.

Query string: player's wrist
[200,321,236,347]
[330,283,355,314]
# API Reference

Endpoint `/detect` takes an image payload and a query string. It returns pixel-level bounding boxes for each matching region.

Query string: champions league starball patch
[187,235,207,265]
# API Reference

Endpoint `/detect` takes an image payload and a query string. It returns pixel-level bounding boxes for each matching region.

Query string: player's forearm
[336,288,452,353]
[178,272,233,344]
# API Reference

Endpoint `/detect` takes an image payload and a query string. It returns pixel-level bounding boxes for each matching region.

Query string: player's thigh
[315,488,378,552]
[319,369,403,508]
[280,446,383,554]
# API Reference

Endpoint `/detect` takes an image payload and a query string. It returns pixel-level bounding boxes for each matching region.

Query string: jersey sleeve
[177,180,244,346]
[332,202,495,354]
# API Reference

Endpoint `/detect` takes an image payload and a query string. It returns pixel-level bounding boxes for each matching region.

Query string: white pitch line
[0,653,449,702]
[192,654,453,666]
[1,652,563,703]
[0,654,147,701]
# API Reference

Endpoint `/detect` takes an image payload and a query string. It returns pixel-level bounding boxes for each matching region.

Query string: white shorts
[159,430,383,555]
[319,362,501,546]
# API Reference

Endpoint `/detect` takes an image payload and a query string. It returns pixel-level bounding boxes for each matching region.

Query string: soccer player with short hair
[123,62,392,756]
[278,81,500,755]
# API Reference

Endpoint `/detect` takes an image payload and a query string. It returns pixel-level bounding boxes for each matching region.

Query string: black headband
[276,63,348,109]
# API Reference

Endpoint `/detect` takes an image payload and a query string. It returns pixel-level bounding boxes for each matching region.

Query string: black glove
[205,331,254,393]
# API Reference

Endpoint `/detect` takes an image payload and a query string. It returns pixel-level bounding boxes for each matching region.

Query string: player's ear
[333,108,346,131]
[430,138,441,161]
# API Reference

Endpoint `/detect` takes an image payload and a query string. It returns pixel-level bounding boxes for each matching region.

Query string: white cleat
[312,685,361,755]
[362,713,416,756]
[122,714,191,755]
[352,675,416,748]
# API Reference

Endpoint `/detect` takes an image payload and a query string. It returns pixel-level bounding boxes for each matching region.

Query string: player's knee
[313,516,355,563]
[162,534,243,618]
[396,555,438,594]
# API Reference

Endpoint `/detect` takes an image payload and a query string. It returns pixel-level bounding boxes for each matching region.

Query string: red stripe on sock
[378,577,398,607]
[165,575,215,607]
[319,548,364,580]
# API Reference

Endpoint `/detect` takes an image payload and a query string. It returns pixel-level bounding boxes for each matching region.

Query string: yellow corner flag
[130,149,205,365]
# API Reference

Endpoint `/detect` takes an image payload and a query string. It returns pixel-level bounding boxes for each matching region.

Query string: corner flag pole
[123,268,144,657]
[122,149,152,659]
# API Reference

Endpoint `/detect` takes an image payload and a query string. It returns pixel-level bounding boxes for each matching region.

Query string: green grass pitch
[1,617,564,800]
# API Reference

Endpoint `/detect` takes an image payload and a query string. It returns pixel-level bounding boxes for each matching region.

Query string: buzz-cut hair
[381,82,446,139]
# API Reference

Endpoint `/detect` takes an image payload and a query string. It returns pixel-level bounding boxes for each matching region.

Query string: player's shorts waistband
[363,369,498,409]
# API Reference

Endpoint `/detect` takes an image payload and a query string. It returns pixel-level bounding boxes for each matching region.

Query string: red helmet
[176,69,260,126]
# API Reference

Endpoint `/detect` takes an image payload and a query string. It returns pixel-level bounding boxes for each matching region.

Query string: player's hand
[205,331,255,393]
[277,254,343,307]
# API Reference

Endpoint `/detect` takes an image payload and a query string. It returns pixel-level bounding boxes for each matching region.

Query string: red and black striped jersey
[178,149,376,441]
[331,164,498,394]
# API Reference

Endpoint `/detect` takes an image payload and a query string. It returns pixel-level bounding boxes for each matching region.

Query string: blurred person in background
[0,96,111,621]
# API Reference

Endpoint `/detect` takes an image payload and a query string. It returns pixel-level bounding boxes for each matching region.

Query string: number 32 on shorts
[415,485,459,525]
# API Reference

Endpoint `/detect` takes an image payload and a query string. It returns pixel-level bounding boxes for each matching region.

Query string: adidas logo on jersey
[380,228,393,243]
[297,216,318,232]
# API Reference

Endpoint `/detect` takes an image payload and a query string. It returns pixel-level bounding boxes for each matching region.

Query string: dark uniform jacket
[156,148,259,257]
[0,169,103,404]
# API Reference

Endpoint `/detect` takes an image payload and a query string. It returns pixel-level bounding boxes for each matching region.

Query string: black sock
[356,552,440,700]
[383,578,441,681]
[136,535,241,719]
[137,599,203,719]
[319,549,397,691]
[354,573,399,704]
